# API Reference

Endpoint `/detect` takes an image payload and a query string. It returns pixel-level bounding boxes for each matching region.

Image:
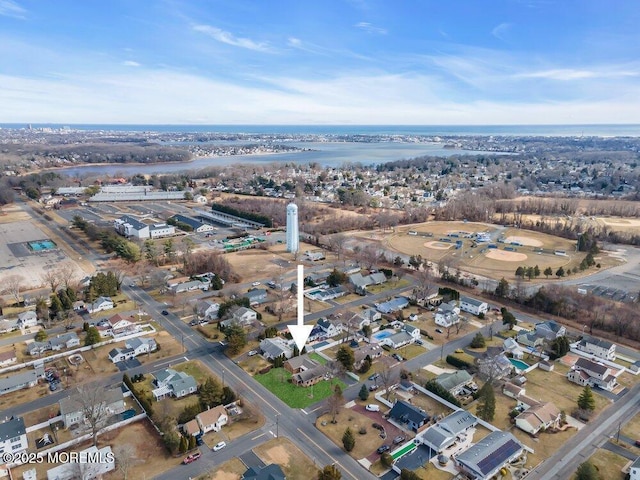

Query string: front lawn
[255,368,345,408]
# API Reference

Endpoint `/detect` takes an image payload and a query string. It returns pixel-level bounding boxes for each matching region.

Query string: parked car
[49,382,58,392]
[392,353,404,361]
[368,373,380,381]
[372,423,384,431]
[636,439,640,447]
[161,310,169,316]
[247,350,258,357]
[435,328,443,334]
[377,445,390,454]
[415,339,423,345]
[189,320,199,326]
[365,404,380,412]
[212,441,227,452]
[368,384,379,392]
[182,452,201,464]
[408,314,419,321]
[251,281,261,287]
[393,435,406,445]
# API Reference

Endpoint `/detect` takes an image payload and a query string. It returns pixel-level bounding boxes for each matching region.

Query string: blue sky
[1,0,639,124]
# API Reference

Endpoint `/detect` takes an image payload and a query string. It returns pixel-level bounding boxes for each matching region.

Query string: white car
[212,441,227,451]
[251,281,261,287]
[247,350,258,356]
[365,404,380,412]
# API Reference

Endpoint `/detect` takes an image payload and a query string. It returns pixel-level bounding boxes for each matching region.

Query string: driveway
[352,404,408,463]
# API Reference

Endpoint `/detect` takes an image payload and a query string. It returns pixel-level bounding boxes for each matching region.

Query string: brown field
[316,408,387,460]
[587,448,628,480]
[199,457,246,480]
[254,438,319,480]
[485,250,528,262]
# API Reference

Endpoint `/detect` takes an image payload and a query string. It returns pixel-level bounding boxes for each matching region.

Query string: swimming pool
[27,239,57,251]
[372,330,393,341]
[509,358,530,371]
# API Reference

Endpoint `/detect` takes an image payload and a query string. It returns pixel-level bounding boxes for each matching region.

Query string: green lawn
[255,368,346,408]
[309,352,328,365]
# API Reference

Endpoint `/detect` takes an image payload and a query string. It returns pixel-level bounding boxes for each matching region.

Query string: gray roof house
[152,368,198,400]
[242,464,286,480]
[534,321,566,340]
[59,387,125,428]
[435,370,473,394]
[418,410,478,453]
[455,431,524,480]
[0,416,28,455]
[259,337,293,360]
[375,297,409,314]
[49,332,80,351]
[389,400,430,432]
[350,272,387,294]
[0,366,43,397]
[244,289,268,305]
[476,347,513,381]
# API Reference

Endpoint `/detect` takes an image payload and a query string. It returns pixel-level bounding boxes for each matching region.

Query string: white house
[196,300,220,321]
[630,457,640,480]
[0,417,28,458]
[59,388,125,428]
[316,318,344,338]
[402,323,421,341]
[259,337,293,360]
[0,350,17,368]
[0,367,43,396]
[515,401,561,436]
[87,296,114,314]
[575,336,616,361]
[114,215,149,239]
[108,347,135,363]
[17,311,39,329]
[108,337,156,363]
[381,331,414,349]
[567,357,619,391]
[149,223,176,239]
[49,332,81,351]
[103,314,139,337]
[219,307,257,329]
[196,405,228,433]
[152,368,198,400]
[459,296,488,316]
[435,302,460,328]
[46,445,115,480]
[534,321,566,340]
[503,337,525,360]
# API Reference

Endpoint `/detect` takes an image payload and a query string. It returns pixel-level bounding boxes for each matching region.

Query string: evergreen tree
[178,435,188,453]
[544,267,553,278]
[188,434,196,450]
[358,384,369,401]
[224,322,247,355]
[515,266,525,278]
[577,385,596,412]
[476,382,496,421]
[470,332,486,348]
[336,345,355,371]
[556,266,565,277]
[318,464,342,480]
[84,326,101,346]
[400,470,421,480]
[575,461,600,480]
[534,265,541,277]
[494,278,510,297]
[501,307,517,330]
[49,294,63,319]
[342,427,355,452]
[199,376,223,409]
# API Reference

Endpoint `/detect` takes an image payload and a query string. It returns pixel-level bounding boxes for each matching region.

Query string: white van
[365,404,380,412]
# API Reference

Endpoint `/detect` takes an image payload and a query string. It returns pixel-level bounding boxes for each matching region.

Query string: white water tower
[286,203,299,253]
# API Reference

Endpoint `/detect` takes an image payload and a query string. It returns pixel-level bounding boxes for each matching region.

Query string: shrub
[446,354,472,370]
[424,380,461,408]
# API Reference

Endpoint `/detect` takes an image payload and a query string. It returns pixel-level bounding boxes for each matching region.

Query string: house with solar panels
[455,431,524,479]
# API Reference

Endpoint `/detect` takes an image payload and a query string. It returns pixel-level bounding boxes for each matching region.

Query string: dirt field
[254,438,319,480]
[504,235,543,247]
[201,457,247,480]
[485,250,528,262]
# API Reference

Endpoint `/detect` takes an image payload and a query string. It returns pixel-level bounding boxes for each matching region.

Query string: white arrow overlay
[288,264,313,352]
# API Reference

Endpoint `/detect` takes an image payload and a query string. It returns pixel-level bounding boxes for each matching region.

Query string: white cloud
[515,68,639,80]
[122,60,140,67]
[192,24,273,52]
[491,22,512,40]
[355,22,387,35]
[287,37,302,48]
[0,0,26,19]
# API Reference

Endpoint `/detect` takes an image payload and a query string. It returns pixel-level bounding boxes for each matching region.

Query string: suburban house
[0,319,19,334]
[503,337,525,360]
[99,313,139,338]
[259,337,293,360]
[389,400,430,432]
[0,416,28,456]
[109,337,157,363]
[435,302,461,328]
[516,331,545,350]
[220,306,258,329]
[195,300,220,321]
[381,331,414,349]
[630,457,640,480]
[575,336,616,361]
[316,318,344,338]
[534,321,566,341]
[242,464,286,480]
[27,332,80,356]
[567,357,619,391]
[59,387,125,428]
[193,405,228,433]
[0,350,17,368]
[435,370,473,395]
[360,308,382,323]
[305,250,325,261]
[455,431,524,480]
[152,368,198,400]
[375,297,409,314]
[244,289,268,305]
[349,271,387,295]
[459,296,488,316]
[476,347,513,381]
[403,323,421,341]
[284,354,328,387]
[45,445,115,480]
[515,401,562,435]
[170,279,210,294]
[417,410,478,453]
[86,296,114,314]
[17,311,39,329]
[353,344,383,370]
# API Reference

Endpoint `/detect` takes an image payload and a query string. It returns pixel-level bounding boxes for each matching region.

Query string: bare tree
[378,363,394,401]
[327,384,344,423]
[74,385,113,446]
[329,233,348,264]
[59,263,78,289]
[3,275,24,304]
[41,270,62,293]
[114,444,139,480]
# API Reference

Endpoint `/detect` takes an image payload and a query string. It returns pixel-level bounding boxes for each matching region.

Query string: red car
[183,452,201,464]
